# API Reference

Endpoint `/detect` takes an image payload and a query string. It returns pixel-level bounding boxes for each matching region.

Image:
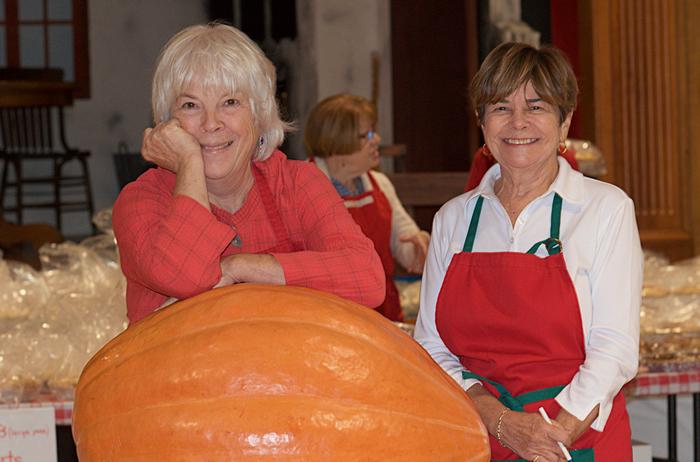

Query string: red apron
[220,164,297,255]
[435,194,630,462]
[343,172,403,321]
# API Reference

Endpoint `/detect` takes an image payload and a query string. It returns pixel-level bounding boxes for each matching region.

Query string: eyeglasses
[358,130,376,141]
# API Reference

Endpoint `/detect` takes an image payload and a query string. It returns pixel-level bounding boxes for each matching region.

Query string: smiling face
[481,82,572,173]
[172,82,258,182]
[337,115,382,176]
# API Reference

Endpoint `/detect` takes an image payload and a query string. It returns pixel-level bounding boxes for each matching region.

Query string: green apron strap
[551,193,562,240]
[462,196,484,252]
[464,194,563,255]
[462,370,595,461]
[526,193,563,256]
[462,370,525,411]
[514,385,565,405]
[462,371,563,411]
[492,447,594,462]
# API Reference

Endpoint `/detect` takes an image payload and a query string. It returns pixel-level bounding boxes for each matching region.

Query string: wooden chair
[380,141,468,231]
[0,80,95,232]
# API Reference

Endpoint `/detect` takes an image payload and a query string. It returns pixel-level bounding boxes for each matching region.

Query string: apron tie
[462,371,594,462]
[462,371,564,412]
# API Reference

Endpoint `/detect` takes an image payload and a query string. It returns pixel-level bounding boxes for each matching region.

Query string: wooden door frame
[577,0,693,261]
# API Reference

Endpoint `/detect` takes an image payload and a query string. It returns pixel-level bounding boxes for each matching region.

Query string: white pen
[538,406,573,461]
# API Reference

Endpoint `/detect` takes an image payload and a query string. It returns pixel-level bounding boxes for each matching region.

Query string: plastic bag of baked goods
[640,251,700,370]
[0,209,127,404]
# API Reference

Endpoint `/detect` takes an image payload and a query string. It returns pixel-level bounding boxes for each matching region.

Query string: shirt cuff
[555,385,610,431]
[447,368,482,392]
[272,251,307,285]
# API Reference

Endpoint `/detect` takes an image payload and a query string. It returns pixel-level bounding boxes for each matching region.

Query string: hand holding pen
[538,407,573,461]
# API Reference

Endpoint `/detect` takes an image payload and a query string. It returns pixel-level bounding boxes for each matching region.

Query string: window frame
[1,0,89,98]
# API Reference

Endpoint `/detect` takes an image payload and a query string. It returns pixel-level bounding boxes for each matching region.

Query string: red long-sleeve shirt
[113,151,385,323]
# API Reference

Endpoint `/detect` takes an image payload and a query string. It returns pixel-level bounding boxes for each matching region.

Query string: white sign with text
[0,407,57,462]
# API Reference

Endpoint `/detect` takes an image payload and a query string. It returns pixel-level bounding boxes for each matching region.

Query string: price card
[0,407,57,462]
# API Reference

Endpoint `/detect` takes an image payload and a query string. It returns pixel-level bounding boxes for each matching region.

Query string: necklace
[231,225,242,248]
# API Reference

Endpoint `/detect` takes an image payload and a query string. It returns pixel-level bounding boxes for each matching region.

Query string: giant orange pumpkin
[73,284,489,461]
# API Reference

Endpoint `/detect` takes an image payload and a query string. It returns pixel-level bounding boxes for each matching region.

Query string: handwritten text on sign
[0,407,56,462]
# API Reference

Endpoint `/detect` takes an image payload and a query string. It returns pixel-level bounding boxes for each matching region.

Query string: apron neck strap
[462,193,563,255]
[252,164,294,251]
[526,193,562,255]
[462,196,484,252]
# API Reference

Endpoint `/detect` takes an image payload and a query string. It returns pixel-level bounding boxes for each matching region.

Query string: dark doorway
[390,0,480,229]
[390,0,480,173]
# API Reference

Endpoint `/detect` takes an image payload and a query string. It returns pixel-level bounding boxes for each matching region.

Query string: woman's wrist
[466,384,505,435]
[555,404,599,446]
[495,408,511,448]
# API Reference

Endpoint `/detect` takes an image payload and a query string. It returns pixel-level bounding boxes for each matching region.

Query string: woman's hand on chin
[142,119,202,173]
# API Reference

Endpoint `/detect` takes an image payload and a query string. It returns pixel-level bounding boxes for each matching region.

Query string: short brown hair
[470,42,578,125]
[304,94,377,158]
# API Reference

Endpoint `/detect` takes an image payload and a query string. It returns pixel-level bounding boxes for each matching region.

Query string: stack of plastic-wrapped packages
[0,209,128,404]
[641,251,700,371]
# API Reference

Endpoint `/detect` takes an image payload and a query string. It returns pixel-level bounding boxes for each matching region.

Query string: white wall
[60,0,208,237]
[315,0,393,147]
[290,0,394,163]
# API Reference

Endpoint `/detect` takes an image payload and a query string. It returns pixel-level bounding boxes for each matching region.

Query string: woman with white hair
[112,23,385,324]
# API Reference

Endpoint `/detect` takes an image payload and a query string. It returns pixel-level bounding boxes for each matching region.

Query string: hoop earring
[482,144,492,157]
[559,143,568,155]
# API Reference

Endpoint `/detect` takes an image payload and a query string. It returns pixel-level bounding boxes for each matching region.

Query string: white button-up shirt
[414,157,642,430]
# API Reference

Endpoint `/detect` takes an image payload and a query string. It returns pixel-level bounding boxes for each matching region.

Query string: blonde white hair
[151,23,290,160]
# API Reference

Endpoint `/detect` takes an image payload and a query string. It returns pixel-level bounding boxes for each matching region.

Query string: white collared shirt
[414,157,642,430]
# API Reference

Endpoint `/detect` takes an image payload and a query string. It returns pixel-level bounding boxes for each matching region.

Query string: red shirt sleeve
[112,169,235,303]
[270,162,385,308]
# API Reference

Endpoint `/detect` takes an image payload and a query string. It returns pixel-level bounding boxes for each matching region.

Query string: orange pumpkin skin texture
[73,284,490,461]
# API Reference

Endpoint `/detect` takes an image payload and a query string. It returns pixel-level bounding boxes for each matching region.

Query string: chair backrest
[386,171,469,207]
[0,67,64,82]
[0,81,75,155]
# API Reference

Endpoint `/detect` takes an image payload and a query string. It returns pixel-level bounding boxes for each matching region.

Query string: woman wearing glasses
[305,94,430,321]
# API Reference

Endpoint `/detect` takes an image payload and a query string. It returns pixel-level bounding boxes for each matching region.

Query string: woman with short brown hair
[415,42,642,462]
